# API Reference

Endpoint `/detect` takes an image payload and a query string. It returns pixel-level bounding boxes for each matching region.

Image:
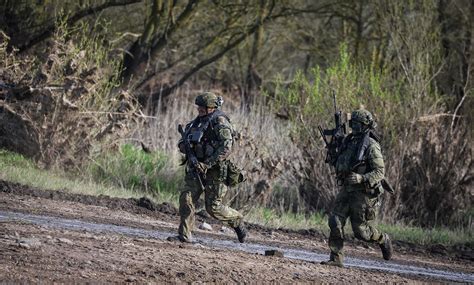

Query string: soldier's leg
[350,193,393,260]
[322,190,349,266]
[176,176,204,242]
[204,182,243,227]
[327,213,347,264]
[350,193,383,243]
[204,163,247,242]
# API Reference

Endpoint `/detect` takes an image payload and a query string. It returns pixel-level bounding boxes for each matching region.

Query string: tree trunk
[121,0,163,85]
[121,0,200,86]
[243,0,266,109]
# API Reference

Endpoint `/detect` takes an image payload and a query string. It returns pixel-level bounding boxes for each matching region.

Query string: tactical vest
[335,132,379,183]
[184,110,233,161]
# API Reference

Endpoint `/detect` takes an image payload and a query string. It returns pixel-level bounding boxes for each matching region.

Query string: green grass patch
[245,207,329,232]
[87,144,181,204]
[245,206,472,247]
[378,223,472,247]
[0,149,178,206]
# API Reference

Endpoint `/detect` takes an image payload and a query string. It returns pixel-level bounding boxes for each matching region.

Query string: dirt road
[0,180,472,283]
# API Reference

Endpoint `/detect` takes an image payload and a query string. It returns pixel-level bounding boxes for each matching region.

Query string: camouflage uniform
[174,92,246,243]
[323,109,392,267]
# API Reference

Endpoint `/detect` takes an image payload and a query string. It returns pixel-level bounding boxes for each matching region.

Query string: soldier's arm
[363,140,385,188]
[204,116,233,167]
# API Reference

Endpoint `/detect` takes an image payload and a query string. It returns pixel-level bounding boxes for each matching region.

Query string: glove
[346,172,365,185]
[196,162,209,174]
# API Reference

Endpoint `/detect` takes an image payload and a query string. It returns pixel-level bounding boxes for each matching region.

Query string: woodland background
[0,0,472,230]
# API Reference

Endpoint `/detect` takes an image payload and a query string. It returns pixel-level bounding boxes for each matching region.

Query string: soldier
[321,109,393,267]
[167,92,247,243]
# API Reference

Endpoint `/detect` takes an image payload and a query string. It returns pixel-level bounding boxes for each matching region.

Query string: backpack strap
[355,130,381,162]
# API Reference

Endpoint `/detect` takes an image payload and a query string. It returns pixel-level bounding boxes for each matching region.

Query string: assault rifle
[318,92,347,166]
[318,95,395,194]
[178,124,205,191]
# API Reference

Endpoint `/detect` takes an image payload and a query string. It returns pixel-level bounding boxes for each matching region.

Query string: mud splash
[1,210,472,282]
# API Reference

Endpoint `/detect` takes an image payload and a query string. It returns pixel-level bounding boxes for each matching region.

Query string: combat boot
[233,224,247,243]
[379,233,393,260]
[166,235,193,243]
[320,253,344,268]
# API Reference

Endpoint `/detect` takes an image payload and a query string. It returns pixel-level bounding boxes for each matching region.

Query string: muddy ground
[0,180,472,283]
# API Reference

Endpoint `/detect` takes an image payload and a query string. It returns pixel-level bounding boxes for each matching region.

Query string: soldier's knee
[205,201,223,217]
[328,214,341,229]
[179,191,193,206]
[352,225,371,242]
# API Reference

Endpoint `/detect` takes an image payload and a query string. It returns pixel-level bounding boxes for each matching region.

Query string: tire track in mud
[0,210,472,283]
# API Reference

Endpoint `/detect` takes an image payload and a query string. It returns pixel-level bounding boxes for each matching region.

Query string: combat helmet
[350,109,375,128]
[195,92,223,108]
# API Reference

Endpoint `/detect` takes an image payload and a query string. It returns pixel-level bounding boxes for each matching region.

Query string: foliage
[269,41,471,228]
[88,144,181,202]
[270,45,403,210]
[0,16,139,168]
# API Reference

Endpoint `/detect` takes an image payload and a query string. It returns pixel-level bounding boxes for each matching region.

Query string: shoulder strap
[210,110,230,123]
[339,133,352,153]
[208,110,232,130]
[355,130,381,162]
[356,132,371,162]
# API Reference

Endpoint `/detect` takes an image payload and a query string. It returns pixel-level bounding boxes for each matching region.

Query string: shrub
[0,17,138,168]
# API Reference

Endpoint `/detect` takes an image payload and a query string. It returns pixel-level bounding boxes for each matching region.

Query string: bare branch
[18,0,143,52]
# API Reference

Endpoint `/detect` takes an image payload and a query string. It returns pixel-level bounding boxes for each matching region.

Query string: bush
[0,17,138,169]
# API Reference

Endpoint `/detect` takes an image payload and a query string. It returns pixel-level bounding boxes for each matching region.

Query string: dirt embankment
[0,180,472,283]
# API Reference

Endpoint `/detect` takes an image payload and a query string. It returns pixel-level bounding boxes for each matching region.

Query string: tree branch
[18,0,143,52]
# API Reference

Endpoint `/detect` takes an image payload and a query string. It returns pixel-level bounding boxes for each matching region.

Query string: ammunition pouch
[365,205,377,220]
[365,184,383,197]
[225,161,245,187]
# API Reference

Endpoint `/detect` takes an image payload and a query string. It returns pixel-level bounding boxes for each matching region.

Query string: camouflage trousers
[178,164,243,241]
[327,188,384,263]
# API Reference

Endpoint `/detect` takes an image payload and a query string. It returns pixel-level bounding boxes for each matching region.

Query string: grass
[245,205,472,247]
[0,149,471,247]
[87,144,182,204]
[245,207,329,232]
[0,149,176,206]
[378,223,472,247]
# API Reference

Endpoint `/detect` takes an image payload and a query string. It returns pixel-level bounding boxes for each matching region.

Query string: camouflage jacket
[335,133,385,192]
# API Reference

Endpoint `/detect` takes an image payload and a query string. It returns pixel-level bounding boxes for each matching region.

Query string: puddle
[1,210,472,282]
